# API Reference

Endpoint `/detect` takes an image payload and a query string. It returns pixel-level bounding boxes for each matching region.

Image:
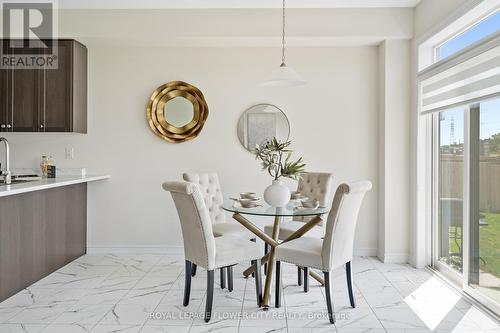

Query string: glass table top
[222,200,330,217]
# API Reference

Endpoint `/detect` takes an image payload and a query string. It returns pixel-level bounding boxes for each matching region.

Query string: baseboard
[377,252,409,264]
[87,245,379,257]
[86,245,184,255]
[354,248,378,257]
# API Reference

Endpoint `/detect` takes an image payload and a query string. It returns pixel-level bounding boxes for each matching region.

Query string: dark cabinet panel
[65,183,87,258]
[71,41,88,133]
[0,196,21,300]
[43,40,72,132]
[0,39,87,133]
[11,67,40,132]
[0,183,87,302]
[18,190,48,288]
[0,67,9,132]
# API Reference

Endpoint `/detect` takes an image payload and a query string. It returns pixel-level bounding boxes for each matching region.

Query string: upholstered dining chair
[183,172,255,286]
[163,181,263,322]
[264,172,334,289]
[274,181,372,323]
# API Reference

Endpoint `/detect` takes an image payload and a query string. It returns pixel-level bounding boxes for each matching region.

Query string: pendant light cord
[281,0,286,66]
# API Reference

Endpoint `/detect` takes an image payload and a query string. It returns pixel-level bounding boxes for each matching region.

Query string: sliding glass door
[422,5,500,316]
[437,107,465,274]
[468,98,500,306]
[433,97,500,314]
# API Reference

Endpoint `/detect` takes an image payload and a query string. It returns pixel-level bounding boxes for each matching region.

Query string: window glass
[437,11,500,60]
[438,107,466,273]
[469,97,500,303]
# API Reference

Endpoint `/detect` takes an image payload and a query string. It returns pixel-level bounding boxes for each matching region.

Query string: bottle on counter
[40,155,50,178]
[46,156,56,178]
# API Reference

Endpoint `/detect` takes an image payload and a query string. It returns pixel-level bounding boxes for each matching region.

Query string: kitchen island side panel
[0,183,87,301]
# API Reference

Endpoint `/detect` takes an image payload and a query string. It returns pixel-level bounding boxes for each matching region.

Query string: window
[436,10,500,61]
[418,5,500,315]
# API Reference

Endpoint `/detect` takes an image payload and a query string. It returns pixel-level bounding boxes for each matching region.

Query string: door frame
[431,103,500,316]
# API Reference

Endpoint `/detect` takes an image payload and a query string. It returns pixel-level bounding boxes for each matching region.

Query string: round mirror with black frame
[237,104,290,152]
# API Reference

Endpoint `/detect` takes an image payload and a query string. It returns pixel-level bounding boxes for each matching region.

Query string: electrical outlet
[65,147,75,160]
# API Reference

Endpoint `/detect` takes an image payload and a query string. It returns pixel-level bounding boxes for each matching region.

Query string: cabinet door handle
[6,124,11,129]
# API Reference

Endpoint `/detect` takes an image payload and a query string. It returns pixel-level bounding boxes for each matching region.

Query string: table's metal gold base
[232,213,324,309]
[241,215,325,286]
[308,270,324,285]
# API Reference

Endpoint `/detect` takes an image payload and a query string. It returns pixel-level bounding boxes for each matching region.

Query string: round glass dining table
[221,200,330,217]
[222,200,330,309]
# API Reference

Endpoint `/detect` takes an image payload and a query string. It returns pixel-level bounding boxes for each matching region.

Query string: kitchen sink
[0,179,34,185]
[0,175,41,186]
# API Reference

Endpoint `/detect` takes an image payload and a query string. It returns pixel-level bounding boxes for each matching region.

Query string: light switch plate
[65,147,75,159]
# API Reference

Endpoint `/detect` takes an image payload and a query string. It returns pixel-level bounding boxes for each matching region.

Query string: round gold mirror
[146,81,209,143]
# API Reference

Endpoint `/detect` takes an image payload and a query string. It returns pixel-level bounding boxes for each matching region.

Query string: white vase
[264,179,291,207]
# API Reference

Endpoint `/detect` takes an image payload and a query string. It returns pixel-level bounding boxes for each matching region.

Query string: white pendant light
[262,0,305,87]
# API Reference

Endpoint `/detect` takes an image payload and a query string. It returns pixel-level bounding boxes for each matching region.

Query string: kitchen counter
[0,174,110,302]
[0,174,110,197]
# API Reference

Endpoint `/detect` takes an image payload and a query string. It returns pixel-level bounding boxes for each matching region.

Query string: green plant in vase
[254,138,306,207]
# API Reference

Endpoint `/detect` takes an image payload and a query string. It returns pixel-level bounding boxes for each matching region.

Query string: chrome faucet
[0,137,11,185]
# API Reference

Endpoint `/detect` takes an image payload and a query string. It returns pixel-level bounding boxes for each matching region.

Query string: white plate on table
[294,205,322,211]
[232,202,262,209]
[230,197,261,202]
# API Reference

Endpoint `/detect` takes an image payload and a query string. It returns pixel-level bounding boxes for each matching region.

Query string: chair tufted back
[182,172,226,225]
[322,181,372,271]
[162,181,217,270]
[295,172,334,225]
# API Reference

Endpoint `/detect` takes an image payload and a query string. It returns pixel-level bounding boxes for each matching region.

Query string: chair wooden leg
[205,270,214,322]
[253,259,262,307]
[183,260,192,306]
[264,243,268,275]
[275,261,282,308]
[191,264,197,277]
[324,271,335,324]
[303,267,309,292]
[227,266,234,292]
[297,266,303,286]
[346,261,356,308]
[220,267,226,289]
[251,238,256,277]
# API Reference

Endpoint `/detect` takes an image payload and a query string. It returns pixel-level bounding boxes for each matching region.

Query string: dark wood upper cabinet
[0,66,9,132]
[0,39,87,133]
[11,66,41,132]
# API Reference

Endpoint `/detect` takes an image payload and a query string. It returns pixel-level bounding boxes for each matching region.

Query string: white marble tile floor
[0,255,498,333]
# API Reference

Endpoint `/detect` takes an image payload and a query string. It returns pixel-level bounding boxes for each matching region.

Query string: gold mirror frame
[146,81,209,143]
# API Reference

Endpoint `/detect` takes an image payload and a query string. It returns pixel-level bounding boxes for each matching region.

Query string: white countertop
[0,175,110,197]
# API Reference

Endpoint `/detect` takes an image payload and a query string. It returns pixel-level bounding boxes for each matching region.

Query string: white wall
[55,8,413,46]
[3,45,380,254]
[378,40,411,263]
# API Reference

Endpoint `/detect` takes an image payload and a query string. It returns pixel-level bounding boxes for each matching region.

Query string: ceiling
[58,0,422,9]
